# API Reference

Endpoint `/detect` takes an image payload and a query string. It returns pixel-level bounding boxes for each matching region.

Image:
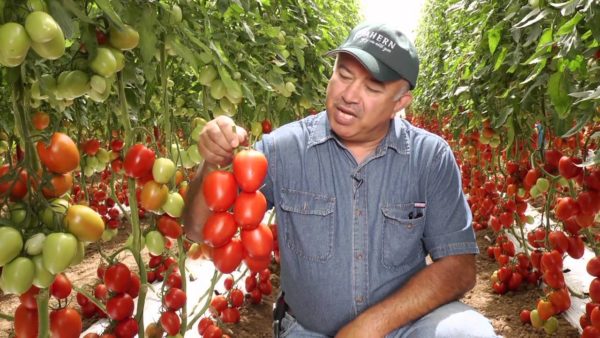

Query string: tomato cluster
[202,148,274,275]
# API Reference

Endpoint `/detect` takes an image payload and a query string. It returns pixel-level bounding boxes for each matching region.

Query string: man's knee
[400,302,499,338]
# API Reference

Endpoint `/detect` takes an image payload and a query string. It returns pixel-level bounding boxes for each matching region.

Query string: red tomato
[19,285,40,310]
[548,287,571,313]
[94,283,108,301]
[554,197,580,221]
[233,191,267,229]
[15,304,38,338]
[519,309,530,324]
[203,211,237,248]
[50,273,72,299]
[243,253,271,274]
[198,317,214,335]
[233,149,268,192]
[259,279,273,295]
[536,299,555,321]
[160,310,181,336]
[82,139,101,156]
[223,275,234,290]
[37,132,80,174]
[591,278,600,303]
[567,235,585,259]
[42,172,73,198]
[107,293,134,321]
[245,275,257,292]
[241,222,273,258]
[558,156,583,179]
[202,170,238,212]
[157,215,183,239]
[50,307,82,338]
[220,307,240,323]
[0,165,28,199]
[164,272,182,290]
[229,288,244,307]
[210,295,228,314]
[104,263,131,293]
[548,231,569,254]
[212,237,244,274]
[203,324,223,338]
[32,111,50,130]
[261,119,272,134]
[114,317,138,338]
[127,272,141,298]
[110,139,124,152]
[123,144,155,178]
[163,287,186,311]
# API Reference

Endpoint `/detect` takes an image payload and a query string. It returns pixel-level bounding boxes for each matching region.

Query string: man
[183,22,499,338]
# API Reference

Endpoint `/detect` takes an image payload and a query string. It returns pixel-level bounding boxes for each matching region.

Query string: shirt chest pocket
[280,188,335,262]
[381,203,426,272]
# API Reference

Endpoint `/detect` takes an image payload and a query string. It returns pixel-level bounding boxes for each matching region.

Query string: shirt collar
[306,111,411,155]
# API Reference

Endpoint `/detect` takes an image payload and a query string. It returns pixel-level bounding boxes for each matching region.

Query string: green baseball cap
[328,22,420,89]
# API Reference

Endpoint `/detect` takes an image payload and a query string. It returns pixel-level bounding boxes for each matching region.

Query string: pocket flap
[280,188,335,216]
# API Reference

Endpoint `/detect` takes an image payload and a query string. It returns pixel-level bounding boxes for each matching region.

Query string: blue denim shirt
[255,112,478,336]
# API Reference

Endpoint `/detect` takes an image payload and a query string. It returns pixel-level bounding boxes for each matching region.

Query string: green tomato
[199,65,218,86]
[1,257,35,295]
[109,47,125,72]
[27,0,48,11]
[210,80,226,100]
[171,144,183,166]
[42,232,78,274]
[32,254,55,288]
[0,23,31,67]
[90,47,118,77]
[25,11,62,43]
[0,227,23,267]
[70,241,86,265]
[56,70,90,100]
[109,24,140,51]
[163,192,184,218]
[187,145,202,164]
[153,157,176,184]
[30,30,65,60]
[535,177,550,193]
[169,4,183,24]
[145,230,165,256]
[102,228,118,242]
[190,125,203,143]
[251,121,262,137]
[40,198,70,229]
[96,148,111,164]
[530,309,544,328]
[25,233,46,256]
[544,316,558,334]
[9,202,28,226]
[529,185,541,199]
[90,75,107,93]
[181,150,195,169]
[125,233,146,249]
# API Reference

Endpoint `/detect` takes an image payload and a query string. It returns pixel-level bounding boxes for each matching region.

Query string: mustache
[334,101,361,116]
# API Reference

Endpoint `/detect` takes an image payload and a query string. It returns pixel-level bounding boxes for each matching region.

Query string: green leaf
[513,9,551,29]
[569,85,600,104]
[556,13,583,35]
[493,47,508,71]
[138,7,158,65]
[520,59,546,84]
[561,111,592,137]
[61,0,94,24]
[503,116,515,152]
[48,0,74,38]
[488,26,502,54]
[242,22,255,42]
[241,83,256,106]
[94,0,124,28]
[547,71,572,119]
[169,38,198,70]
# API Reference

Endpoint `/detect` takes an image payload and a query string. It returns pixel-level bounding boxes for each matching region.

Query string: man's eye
[367,86,383,93]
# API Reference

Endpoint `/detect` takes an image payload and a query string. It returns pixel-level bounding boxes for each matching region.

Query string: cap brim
[327,48,403,83]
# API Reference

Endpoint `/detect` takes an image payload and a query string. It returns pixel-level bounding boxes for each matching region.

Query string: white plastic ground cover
[503,203,593,334]
[81,258,249,337]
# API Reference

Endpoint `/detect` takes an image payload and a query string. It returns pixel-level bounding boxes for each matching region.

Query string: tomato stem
[186,269,221,330]
[177,237,188,334]
[71,285,108,315]
[0,312,13,321]
[36,288,49,338]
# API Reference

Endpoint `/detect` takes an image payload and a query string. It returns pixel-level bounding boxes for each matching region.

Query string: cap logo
[354,29,396,53]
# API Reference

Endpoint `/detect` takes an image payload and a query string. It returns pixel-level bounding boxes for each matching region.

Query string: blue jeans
[279,301,500,338]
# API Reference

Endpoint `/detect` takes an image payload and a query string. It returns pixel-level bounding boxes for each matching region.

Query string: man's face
[325,53,411,146]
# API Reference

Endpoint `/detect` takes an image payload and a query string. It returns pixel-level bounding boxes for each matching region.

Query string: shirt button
[355,252,364,260]
[406,223,414,229]
[355,296,365,304]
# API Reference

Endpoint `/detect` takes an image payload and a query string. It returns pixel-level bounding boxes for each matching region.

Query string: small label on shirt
[414,202,426,208]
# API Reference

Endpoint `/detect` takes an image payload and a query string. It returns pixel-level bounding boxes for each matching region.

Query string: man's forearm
[346,254,476,337]
[182,162,217,242]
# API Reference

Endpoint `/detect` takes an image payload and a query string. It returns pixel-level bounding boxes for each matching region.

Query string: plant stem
[36,288,49,338]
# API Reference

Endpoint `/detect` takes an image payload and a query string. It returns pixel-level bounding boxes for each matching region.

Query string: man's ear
[391,91,413,118]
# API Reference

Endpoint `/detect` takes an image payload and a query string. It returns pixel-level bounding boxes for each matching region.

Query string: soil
[0,226,581,338]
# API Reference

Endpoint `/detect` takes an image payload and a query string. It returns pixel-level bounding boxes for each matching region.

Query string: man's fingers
[216,117,241,149]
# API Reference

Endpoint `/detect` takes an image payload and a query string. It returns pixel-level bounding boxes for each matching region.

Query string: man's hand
[198,115,248,166]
